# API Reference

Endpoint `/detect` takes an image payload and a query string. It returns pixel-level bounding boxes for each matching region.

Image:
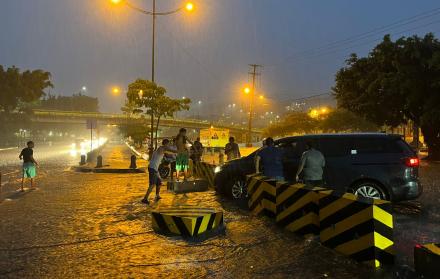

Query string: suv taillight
[405,157,420,167]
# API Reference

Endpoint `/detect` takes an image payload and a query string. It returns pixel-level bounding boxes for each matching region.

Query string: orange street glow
[185,2,194,12]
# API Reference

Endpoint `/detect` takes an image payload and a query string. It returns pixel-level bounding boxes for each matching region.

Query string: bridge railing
[32,109,261,134]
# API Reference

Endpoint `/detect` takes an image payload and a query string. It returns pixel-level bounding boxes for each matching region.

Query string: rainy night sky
[1,0,439,112]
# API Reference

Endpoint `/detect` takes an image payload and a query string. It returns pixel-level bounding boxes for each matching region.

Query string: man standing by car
[255,137,284,180]
[225,137,241,161]
[296,141,325,186]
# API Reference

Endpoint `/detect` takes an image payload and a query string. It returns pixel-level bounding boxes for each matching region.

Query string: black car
[214,133,422,202]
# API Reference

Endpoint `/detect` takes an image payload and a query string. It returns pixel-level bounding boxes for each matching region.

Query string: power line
[268,7,440,67]
[270,19,440,67]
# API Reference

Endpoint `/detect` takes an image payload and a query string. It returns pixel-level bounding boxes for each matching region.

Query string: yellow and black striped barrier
[194,162,216,187]
[247,174,278,218]
[276,183,326,235]
[414,243,440,277]
[318,190,394,268]
[152,207,223,237]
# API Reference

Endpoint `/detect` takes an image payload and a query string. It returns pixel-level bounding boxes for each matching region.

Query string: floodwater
[0,144,438,278]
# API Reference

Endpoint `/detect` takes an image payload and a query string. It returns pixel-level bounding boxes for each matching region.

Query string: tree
[320,109,378,132]
[0,66,52,113]
[124,79,191,150]
[126,79,165,149]
[153,96,191,148]
[334,33,440,159]
[263,112,319,137]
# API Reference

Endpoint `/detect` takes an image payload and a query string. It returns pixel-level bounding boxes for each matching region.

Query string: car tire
[224,176,247,200]
[352,181,387,200]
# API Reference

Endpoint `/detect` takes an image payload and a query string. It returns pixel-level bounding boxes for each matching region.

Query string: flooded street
[0,144,439,278]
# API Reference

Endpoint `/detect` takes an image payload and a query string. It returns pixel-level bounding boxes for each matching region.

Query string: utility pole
[247,64,262,147]
[150,0,156,156]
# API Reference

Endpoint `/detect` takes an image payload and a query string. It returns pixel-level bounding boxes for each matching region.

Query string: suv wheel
[230,178,247,199]
[353,182,386,200]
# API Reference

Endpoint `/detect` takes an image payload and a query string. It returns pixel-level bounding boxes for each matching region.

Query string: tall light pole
[111,0,194,83]
[111,0,194,153]
[151,0,156,82]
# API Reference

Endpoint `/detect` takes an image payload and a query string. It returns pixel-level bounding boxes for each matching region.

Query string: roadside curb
[125,142,148,160]
[72,166,146,173]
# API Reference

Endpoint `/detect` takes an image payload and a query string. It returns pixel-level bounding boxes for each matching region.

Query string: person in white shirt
[141,139,176,205]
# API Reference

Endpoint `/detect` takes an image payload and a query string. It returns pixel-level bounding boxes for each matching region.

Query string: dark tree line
[334,33,440,159]
[0,66,52,113]
[38,93,99,112]
[263,109,378,137]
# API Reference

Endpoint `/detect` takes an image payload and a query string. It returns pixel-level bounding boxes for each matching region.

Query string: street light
[112,87,121,96]
[110,0,195,83]
[244,87,251,95]
[185,2,194,12]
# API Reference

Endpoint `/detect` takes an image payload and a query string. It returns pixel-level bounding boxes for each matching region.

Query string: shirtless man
[175,128,193,181]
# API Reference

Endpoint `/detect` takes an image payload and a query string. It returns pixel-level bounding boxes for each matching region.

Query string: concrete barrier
[318,190,394,268]
[414,243,440,278]
[151,207,223,237]
[276,183,326,235]
[193,162,216,187]
[167,179,209,193]
[247,174,278,218]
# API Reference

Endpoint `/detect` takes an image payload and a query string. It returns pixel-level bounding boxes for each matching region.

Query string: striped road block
[276,183,326,235]
[247,174,278,218]
[318,190,394,268]
[414,243,440,278]
[194,162,216,187]
[152,207,223,237]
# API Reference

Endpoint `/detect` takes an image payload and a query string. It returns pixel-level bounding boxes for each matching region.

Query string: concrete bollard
[129,155,137,169]
[96,155,103,168]
[80,155,86,165]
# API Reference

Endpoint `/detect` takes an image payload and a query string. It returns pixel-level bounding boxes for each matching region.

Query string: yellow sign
[200,128,229,148]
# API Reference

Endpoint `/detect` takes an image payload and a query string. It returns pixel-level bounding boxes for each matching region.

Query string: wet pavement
[0,144,439,278]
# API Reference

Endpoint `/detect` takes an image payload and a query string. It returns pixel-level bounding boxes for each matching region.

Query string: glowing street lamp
[110,0,196,84]
[259,95,264,100]
[244,87,251,95]
[112,87,121,96]
[185,2,194,12]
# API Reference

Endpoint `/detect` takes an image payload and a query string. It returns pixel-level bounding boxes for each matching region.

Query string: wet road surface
[0,144,438,278]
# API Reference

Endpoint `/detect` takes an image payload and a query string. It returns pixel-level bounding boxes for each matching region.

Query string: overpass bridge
[31,109,262,140]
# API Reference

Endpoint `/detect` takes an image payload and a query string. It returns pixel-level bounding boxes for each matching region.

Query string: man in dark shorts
[141,139,176,205]
[19,141,39,191]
